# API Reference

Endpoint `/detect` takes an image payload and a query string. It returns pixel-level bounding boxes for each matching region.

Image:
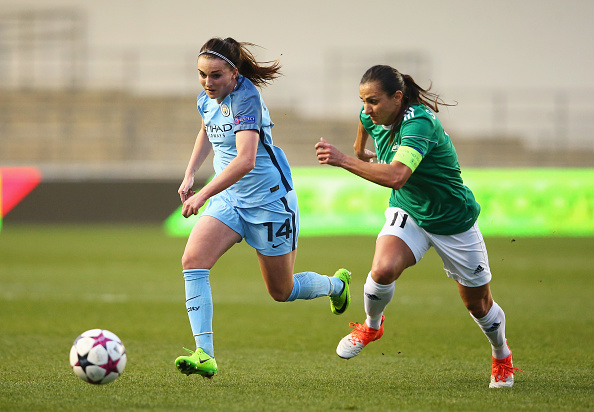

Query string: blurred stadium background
[1,0,593,224]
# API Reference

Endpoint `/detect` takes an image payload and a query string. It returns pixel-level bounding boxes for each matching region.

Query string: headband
[198,50,236,69]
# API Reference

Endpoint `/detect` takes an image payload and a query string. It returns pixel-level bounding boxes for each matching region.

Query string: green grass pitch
[1,225,592,411]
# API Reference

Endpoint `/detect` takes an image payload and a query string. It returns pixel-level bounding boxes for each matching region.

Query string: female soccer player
[174,37,351,378]
[315,65,522,388]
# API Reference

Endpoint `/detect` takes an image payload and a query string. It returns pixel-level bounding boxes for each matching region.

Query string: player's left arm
[353,121,377,162]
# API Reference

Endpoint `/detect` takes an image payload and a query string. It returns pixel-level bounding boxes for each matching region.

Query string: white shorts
[377,207,492,287]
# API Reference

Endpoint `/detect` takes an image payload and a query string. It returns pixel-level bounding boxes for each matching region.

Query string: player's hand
[178,177,195,203]
[315,137,346,166]
[181,193,207,218]
[358,149,377,163]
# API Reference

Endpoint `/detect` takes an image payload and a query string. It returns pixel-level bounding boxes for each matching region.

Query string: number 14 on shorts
[263,218,293,242]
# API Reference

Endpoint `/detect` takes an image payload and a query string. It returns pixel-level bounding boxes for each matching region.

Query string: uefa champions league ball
[70,329,127,384]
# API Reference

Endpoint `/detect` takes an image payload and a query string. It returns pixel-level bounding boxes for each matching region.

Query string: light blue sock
[286,271,344,301]
[183,269,214,357]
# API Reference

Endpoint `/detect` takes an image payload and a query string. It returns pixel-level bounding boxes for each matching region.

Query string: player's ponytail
[400,73,453,113]
[360,65,455,113]
[361,65,455,143]
[199,37,281,88]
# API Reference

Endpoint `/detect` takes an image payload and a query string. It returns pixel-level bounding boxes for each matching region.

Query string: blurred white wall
[1,0,593,147]
[2,0,592,89]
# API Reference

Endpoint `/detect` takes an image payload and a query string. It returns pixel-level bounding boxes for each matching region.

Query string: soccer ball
[69,329,127,384]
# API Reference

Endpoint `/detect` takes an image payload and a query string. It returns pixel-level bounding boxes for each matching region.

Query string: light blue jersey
[197,76,293,208]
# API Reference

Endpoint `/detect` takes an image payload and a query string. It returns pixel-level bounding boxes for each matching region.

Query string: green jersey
[360,104,480,235]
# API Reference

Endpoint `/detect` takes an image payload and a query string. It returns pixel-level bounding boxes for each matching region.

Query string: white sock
[470,301,510,359]
[364,272,395,329]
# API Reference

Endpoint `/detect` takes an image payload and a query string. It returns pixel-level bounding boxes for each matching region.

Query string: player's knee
[267,285,292,302]
[181,253,194,270]
[466,299,491,318]
[370,265,402,284]
[181,252,211,271]
[269,290,290,302]
[370,255,410,284]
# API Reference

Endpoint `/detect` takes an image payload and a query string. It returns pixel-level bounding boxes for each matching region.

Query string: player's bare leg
[337,235,414,358]
[176,217,241,378]
[258,251,351,312]
[459,282,523,387]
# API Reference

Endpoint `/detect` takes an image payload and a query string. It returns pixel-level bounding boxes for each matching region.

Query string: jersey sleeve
[399,116,437,156]
[196,90,208,118]
[359,107,375,134]
[231,89,262,133]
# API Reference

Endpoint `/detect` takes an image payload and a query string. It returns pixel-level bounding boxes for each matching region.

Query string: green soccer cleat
[330,268,351,315]
[175,348,218,378]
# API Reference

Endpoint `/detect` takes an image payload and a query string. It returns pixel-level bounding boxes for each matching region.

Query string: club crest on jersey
[220,103,230,117]
[392,143,400,152]
[234,115,255,125]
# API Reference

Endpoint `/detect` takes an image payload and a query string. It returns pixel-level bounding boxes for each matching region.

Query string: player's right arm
[316,137,412,190]
[179,119,212,203]
[353,121,377,162]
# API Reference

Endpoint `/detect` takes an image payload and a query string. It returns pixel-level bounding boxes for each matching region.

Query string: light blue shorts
[201,190,299,256]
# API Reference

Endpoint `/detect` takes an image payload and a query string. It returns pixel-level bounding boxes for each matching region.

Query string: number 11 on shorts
[390,211,408,229]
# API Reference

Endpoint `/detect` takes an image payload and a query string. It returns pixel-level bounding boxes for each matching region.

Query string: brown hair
[199,37,281,88]
[361,65,456,141]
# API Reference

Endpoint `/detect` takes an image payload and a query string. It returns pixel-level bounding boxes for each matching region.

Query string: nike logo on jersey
[272,243,283,248]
